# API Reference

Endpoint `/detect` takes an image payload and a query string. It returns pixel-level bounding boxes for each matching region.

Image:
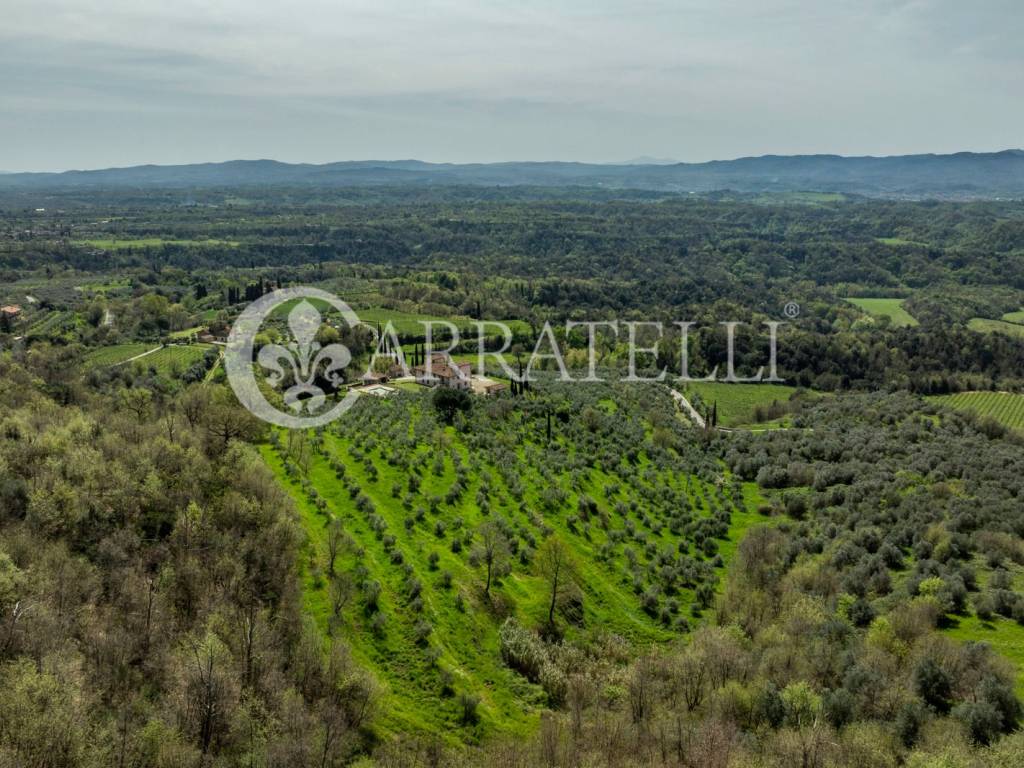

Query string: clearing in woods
[844,297,919,327]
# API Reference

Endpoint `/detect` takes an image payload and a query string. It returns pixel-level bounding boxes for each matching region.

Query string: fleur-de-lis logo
[225,288,362,428]
[257,300,352,414]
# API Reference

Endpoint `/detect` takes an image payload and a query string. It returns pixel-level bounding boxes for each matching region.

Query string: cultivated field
[83,343,156,368]
[931,391,1024,432]
[131,344,214,376]
[263,384,769,735]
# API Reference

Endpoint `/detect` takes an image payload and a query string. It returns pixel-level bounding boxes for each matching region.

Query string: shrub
[413,620,433,645]
[913,658,952,713]
[457,691,481,724]
[953,701,1003,745]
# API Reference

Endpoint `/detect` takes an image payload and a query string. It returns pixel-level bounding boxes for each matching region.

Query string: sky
[1,0,1022,171]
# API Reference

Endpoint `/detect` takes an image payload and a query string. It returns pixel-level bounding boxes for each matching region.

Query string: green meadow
[844,297,919,327]
[968,317,1024,338]
[945,614,1024,697]
[682,381,801,427]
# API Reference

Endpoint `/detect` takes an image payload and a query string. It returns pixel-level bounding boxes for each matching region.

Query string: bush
[413,620,432,645]
[913,658,952,713]
[953,700,1003,745]
[457,691,481,724]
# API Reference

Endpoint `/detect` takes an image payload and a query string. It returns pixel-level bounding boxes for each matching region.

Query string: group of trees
[0,353,379,766]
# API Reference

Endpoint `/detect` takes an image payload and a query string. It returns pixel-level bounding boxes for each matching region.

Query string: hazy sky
[1,0,1021,171]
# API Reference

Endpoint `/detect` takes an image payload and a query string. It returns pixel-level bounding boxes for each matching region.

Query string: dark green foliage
[914,659,953,713]
[433,386,471,423]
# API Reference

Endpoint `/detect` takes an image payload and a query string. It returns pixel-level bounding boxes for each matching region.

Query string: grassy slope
[1001,310,1024,325]
[876,236,930,247]
[267,301,529,338]
[83,343,156,368]
[133,344,213,376]
[929,392,1024,432]
[945,615,1024,697]
[844,297,919,327]
[682,382,799,427]
[968,318,1024,338]
[359,308,531,338]
[261,390,767,739]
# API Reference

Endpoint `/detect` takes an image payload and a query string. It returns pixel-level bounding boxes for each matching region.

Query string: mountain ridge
[3,150,1023,198]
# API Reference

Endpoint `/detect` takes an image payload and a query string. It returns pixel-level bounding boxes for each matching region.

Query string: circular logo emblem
[225,287,362,428]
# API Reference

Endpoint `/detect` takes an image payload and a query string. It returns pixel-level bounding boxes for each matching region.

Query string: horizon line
[4,148,1023,176]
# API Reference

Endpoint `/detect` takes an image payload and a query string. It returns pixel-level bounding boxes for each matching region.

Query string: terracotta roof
[413,354,470,381]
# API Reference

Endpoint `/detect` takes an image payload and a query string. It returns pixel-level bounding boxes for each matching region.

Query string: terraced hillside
[262,382,767,738]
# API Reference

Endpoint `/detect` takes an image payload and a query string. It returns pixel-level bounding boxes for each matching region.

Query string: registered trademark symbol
[783,301,801,319]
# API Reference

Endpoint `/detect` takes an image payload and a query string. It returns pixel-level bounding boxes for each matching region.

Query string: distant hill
[2,151,1022,198]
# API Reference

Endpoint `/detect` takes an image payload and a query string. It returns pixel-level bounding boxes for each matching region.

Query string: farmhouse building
[413,353,471,390]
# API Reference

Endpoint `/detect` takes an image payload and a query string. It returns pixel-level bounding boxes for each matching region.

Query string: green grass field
[261,386,768,738]
[930,391,1024,432]
[968,318,1024,338]
[132,344,213,376]
[844,297,919,327]
[169,325,206,339]
[358,307,531,338]
[267,301,531,341]
[83,343,157,368]
[876,236,930,247]
[1000,310,1024,325]
[682,381,800,427]
[76,238,239,249]
[944,614,1024,697]
[754,191,846,205]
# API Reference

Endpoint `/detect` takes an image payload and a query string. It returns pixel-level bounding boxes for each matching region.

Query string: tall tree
[535,536,580,634]
[472,520,510,599]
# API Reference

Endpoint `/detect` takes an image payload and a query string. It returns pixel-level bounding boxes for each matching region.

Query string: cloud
[1,0,1021,169]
